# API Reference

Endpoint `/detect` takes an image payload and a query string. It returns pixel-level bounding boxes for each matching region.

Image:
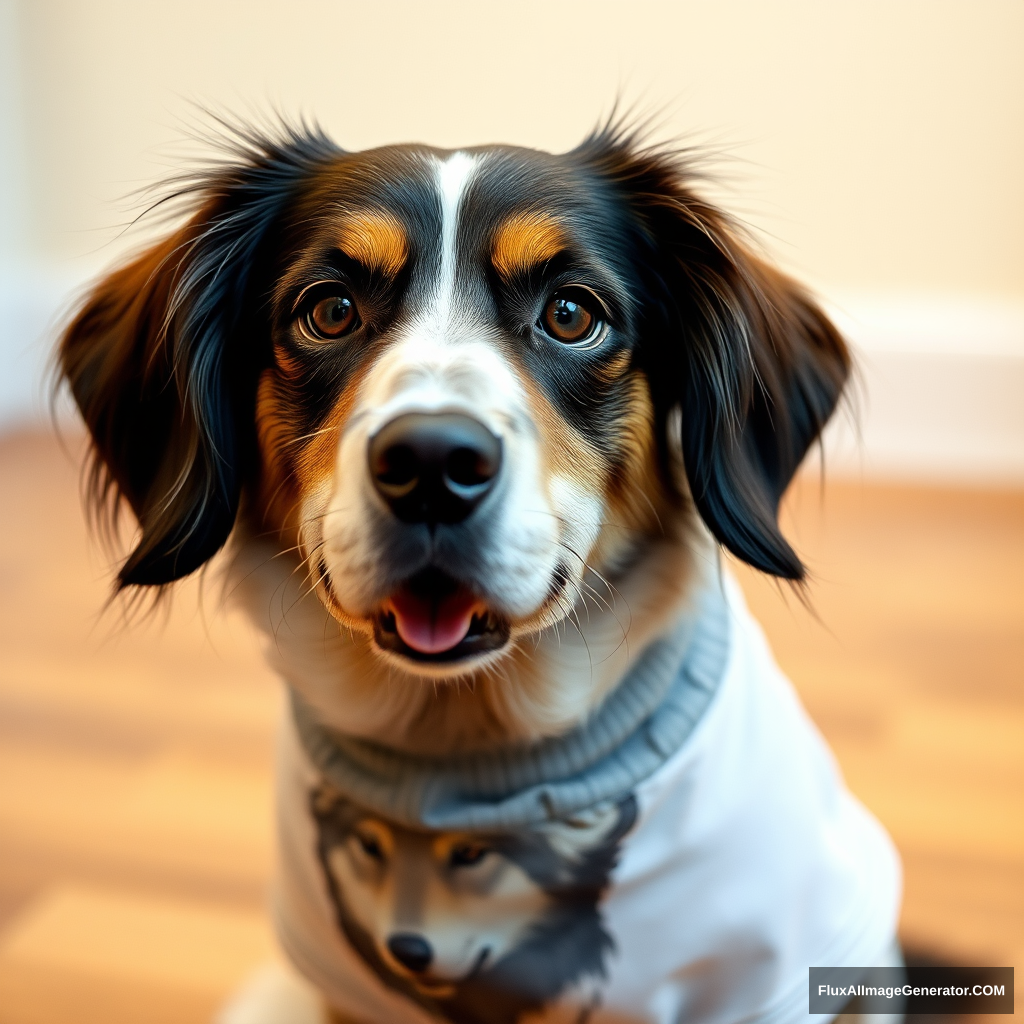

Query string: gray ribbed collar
[290,578,730,831]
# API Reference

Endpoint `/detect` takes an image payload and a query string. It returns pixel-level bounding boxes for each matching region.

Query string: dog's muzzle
[368,411,510,663]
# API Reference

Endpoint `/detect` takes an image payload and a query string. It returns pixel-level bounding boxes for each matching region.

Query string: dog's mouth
[401,945,492,997]
[374,567,510,663]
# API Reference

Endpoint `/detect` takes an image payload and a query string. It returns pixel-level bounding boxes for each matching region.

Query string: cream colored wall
[5,0,1024,476]
[15,0,1024,300]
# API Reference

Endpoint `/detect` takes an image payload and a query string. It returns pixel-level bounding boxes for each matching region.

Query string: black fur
[574,125,850,578]
[58,124,342,586]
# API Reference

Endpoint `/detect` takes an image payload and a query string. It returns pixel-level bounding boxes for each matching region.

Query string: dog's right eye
[296,285,360,342]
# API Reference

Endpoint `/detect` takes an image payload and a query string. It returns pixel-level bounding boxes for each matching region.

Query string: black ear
[58,125,340,588]
[578,131,850,579]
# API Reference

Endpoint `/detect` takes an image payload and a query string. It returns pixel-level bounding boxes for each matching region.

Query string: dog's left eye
[297,286,360,342]
[539,288,604,346]
[355,832,385,862]
[449,842,489,867]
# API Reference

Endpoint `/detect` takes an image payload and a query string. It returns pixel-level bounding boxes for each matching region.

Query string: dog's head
[310,783,636,1020]
[60,122,847,679]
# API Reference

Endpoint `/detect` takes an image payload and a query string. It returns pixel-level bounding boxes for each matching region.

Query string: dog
[58,120,901,1024]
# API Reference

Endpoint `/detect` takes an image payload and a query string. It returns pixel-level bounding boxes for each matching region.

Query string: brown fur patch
[254,332,384,543]
[257,382,350,533]
[337,210,408,277]
[602,372,667,535]
[592,350,632,388]
[515,370,607,493]
[252,371,303,536]
[491,212,565,279]
[503,348,667,567]
[511,347,663,542]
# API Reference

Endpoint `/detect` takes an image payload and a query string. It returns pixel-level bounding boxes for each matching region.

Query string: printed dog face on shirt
[310,783,637,1024]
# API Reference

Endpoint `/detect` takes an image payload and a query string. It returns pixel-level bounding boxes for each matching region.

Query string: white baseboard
[819,293,1024,484]
[818,349,1024,484]
[0,262,85,427]
[2,269,1021,485]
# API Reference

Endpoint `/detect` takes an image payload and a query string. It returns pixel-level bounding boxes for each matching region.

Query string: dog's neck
[227,525,709,756]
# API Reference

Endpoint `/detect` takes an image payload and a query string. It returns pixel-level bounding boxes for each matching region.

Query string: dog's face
[257,146,664,674]
[59,122,848,706]
[310,784,636,1019]
[313,789,551,993]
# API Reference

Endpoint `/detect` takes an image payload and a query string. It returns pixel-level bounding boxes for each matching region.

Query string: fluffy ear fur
[58,125,340,588]
[578,129,850,579]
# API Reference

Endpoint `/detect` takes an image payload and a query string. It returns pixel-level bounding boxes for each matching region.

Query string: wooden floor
[0,428,1021,1023]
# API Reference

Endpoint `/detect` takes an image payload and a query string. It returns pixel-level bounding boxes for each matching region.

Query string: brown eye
[355,830,385,862]
[303,292,358,340]
[449,842,489,868]
[540,290,602,345]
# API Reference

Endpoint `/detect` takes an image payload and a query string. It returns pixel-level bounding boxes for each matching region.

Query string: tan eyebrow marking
[337,210,408,276]
[491,212,566,279]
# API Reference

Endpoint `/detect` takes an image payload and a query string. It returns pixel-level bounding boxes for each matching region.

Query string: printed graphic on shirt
[309,783,637,1024]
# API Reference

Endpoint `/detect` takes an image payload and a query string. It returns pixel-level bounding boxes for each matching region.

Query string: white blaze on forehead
[424,151,479,337]
[317,147,566,631]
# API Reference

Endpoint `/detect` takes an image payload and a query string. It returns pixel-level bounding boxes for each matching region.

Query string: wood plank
[0,885,275,1024]
[1,428,1021,1017]
[0,743,273,885]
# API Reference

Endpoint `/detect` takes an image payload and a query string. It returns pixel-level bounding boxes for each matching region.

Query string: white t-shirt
[271,576,901,1024]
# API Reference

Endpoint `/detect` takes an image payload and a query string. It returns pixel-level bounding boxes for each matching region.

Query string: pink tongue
[390,587,482,655]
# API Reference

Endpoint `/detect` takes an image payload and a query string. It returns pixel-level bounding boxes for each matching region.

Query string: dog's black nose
[369,412,502,525]
[387,933,434,973]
